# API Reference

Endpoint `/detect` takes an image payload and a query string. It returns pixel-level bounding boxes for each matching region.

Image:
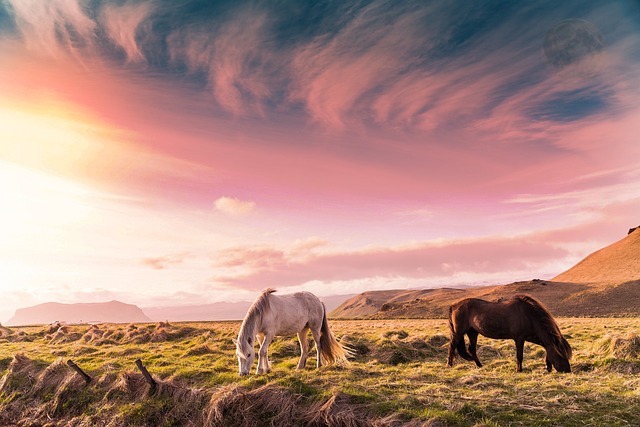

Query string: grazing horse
[447,295,572,373]
[234,288,349,375]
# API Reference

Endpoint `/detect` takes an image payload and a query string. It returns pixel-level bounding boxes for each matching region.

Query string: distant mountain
[144,293,355,321]
[332,228,640,319]
[6,301,151,326]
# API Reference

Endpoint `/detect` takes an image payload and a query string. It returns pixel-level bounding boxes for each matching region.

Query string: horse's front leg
[297,327,310,369]
[515,338,525,372]
[256,333,274,375]
[545,353,552,372]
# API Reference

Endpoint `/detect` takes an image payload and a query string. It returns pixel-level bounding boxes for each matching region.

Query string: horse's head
[233,336,255,376]
[550,354,571,373]
[549,336,572,373]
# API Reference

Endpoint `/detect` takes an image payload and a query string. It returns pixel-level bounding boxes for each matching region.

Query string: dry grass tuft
[0,353,41,393]
[0,323,12,338]
[32,358,70,396]
[123,324,153,344]
[426,334,449,347]
[46,322,65,334]
[113,371,157,400]
[183,344,215,357]
[340,335,371,356]
[307,392,370,427]
[81,325,104,343]
[595,332,640,359]
[48,325,83,343]
[206,384,301,427]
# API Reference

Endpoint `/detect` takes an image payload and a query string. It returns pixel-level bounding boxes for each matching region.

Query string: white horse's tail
[319,303,350,365]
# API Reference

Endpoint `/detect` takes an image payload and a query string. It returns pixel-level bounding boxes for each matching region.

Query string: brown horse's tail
[319,303,350,365]
[448,306,474,361]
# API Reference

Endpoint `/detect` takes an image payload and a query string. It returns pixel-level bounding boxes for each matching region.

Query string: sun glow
[0,98,126,177]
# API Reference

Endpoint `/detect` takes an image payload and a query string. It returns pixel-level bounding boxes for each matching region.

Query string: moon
[542,19,604,76]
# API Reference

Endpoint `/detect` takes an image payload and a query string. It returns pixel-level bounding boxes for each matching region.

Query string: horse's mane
[239,288,276,341]
[516,295,572,359]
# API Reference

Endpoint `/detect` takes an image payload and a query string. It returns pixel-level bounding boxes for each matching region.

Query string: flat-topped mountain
[332,228,640,319]
[6,301,151,326]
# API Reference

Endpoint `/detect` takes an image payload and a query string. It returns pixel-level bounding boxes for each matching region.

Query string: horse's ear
[232,338,238,346]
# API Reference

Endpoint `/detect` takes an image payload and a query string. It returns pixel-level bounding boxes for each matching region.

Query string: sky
[1,0,639,322]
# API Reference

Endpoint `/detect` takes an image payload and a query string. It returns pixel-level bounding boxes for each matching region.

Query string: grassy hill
[332,229,640,319]
[553,226,640,284]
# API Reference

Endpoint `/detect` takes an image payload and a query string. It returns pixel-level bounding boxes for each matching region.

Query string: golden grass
[0,319,638,426]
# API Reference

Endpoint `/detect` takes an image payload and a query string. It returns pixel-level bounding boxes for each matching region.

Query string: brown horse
[447,295,572,373]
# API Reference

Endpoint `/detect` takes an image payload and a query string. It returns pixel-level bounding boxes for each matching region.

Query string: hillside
[6,301,151,326]
[332,228,640,319]
[553,226,640,283]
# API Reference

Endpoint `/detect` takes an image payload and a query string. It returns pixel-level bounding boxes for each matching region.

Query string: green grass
[0,318,639,426]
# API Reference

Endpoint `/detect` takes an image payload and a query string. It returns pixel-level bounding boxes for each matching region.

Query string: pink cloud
[6,0,96,57]
[214,196,256,217]
[99,1,155,63]
[211,235,569,290]
[216,247,286,269]
[141,252,190,270]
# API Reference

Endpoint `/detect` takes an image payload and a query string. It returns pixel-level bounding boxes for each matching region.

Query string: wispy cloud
[99,1,155,63]
[4,0,638,138]
[4,0,97,57]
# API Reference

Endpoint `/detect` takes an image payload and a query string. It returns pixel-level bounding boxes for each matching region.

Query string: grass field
[1,318,639,426]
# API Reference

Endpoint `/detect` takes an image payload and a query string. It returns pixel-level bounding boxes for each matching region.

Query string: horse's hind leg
[447,334,458,366]
[297,327,310,369]
[447,330,468,366]
[310,326,322,368]
[467,329,483,368]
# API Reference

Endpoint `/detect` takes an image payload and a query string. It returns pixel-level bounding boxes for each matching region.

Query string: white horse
[233,288,349,375]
